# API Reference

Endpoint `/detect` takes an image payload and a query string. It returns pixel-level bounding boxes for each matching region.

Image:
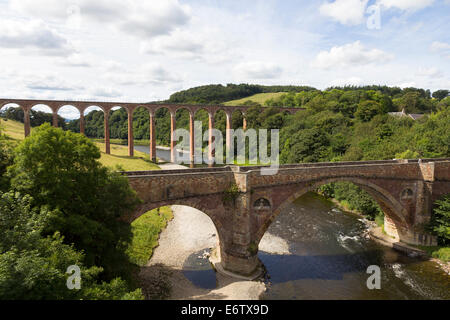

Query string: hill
[224,92,287,106]
[166,84,316,104]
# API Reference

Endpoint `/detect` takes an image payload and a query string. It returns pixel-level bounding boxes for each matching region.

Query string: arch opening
[31,104,64,128]
[0,103,25,137]
[132,204,222,296]
[132,106,150,144]
[108,106,129,149]
[58,105,80,133]
[82,106,104,139]
[256,178,407,247]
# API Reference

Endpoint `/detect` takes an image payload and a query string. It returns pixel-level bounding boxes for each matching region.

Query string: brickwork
[0,98,302,158]
[124,159,450,276]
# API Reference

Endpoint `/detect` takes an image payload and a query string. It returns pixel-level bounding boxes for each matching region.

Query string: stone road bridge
[123,158,450,277]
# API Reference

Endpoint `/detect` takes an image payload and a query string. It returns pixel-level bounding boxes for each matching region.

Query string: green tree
[0,191,143,300]
[428,195,450,245]
[8,124,140,279]
[355,100,383,122]
[432,90,449,101]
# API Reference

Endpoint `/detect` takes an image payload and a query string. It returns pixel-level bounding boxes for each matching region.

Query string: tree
[432,90,450,101]
[0,132,13,192]
[428,195,450,245]
[355,100,383,122]
[8,124,140,279]
[281,128,329,163]
[0,191,143,300]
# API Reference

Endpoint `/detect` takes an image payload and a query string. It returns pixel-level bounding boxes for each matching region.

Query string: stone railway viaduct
[0,98,301,166]
[124,158,450,277]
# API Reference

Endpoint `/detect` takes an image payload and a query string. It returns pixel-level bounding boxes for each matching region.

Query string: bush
[428,195,450,246]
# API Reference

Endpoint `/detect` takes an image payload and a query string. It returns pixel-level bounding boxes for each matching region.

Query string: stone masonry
[123,158,450,277]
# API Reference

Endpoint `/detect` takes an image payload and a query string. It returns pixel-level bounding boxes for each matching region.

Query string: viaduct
[123,159,450,277]
[0,98,301,167]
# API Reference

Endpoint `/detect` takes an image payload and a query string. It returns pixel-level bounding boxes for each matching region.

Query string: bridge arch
[254,177,408,245]
[127,199,228,259]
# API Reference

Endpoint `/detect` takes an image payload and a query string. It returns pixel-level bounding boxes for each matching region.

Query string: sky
[0,0,449,119]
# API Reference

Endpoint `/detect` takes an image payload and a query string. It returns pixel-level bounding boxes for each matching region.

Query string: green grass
[126,207,173,266]
[94,142,160,171]
[416,246,450,262]
[224,92,287,106]
[0,118,26,141]
[92,138,151,147]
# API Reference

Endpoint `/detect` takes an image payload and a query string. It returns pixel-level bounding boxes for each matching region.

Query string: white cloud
[329,77,363,87]
[139,26,239,65]
[58,105,82,119]
[234,62,283,80]
[10,0,191,38]
[430,41,450,59]
[103,64,181,87]
[0,19,73,56]
[89,86,122,98]
[377,0,434,11]
[319,0,368,25]
[140,32,204,57]
[431,41,450,51]
[416,67,443,78]
[312,41,394,69]
[61,54,92,67]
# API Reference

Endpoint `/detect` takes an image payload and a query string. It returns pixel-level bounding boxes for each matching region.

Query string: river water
[259,192,449,300]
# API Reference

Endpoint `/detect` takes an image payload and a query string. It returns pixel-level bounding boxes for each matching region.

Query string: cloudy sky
[0,0,449,118]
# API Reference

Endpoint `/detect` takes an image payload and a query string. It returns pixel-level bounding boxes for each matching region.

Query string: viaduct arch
[0,98,300,167]
[123,158,450,278]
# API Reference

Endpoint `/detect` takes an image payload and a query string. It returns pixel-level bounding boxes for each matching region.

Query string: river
[180,192,449,300]
[259,192,449,300]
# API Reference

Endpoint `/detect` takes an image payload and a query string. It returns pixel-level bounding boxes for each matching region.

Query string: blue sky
[0,0,449,118]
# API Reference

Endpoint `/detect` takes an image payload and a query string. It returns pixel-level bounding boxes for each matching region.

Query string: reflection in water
[177,192,449,299]
[260,193,450,300]
[182,249,217,290]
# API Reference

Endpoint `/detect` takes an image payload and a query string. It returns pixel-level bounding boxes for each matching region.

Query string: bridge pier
[104,110,110,155]
[24,108,31,137]
[170,111,176,163]
[149,112,156,162]
[189,112,195,168]
[52,110,58,127]
[208,113,215,167]
[216,248,261,279]
[128,110,134,157]
[80,113,85,135]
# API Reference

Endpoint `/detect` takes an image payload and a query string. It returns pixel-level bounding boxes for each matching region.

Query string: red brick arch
[253,177,408,245]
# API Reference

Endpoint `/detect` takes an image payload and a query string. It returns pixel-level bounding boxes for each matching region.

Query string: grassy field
[0,118,26,141]
[126,207,174,266]
[0,119,159,171]
[95,142,159,171]
[224,92,287,106]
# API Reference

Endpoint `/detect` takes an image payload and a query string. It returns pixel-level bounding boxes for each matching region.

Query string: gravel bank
[139,205,290,300]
